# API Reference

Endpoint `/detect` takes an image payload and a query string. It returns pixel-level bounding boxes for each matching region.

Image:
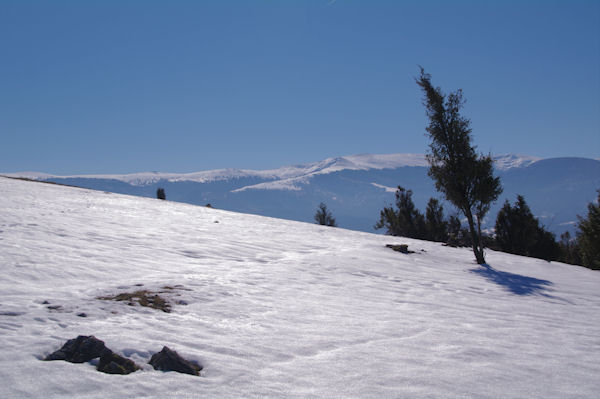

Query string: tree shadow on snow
[470,263,559,298]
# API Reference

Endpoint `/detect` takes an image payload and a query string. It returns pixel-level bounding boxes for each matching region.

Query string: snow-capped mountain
[5,153,598,236]
[9,153,536,187]
[1,176,598,397]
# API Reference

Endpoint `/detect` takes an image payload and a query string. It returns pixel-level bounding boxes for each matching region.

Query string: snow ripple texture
[0,177,598,398]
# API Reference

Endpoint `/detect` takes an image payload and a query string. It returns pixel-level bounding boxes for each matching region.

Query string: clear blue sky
[1,0,599,174]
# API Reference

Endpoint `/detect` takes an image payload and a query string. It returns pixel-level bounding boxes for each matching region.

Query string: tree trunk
[465,209,485,264]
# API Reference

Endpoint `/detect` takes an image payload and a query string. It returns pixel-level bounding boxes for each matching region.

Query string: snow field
[0,176,598,398]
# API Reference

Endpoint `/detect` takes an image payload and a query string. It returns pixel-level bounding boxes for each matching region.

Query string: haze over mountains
[7,153,600,236]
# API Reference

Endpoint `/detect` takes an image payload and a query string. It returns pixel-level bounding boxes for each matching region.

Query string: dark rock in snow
[149,346,202,376]
[386,244,414,254]
[97,350,140,375]
[44,335,108,363]
[76,312,88,317]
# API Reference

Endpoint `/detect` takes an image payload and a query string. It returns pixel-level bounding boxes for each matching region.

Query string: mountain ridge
[5,153,542,185]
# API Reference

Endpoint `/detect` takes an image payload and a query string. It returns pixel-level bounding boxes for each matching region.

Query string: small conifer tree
[495,196,537,255]
[425,198,447,242]
[577,190,600,269]
[314,202,337,227]
[156,188,166,200]
[446,213,472,247]
[375,186,426,239]
[558,231,582,266]
[494,195,559,261]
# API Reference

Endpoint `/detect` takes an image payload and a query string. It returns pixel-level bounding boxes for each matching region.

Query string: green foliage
[314,202,337,227]
[375,186,426,239]
[494,195,559,261]
[577,191,600,269]
[531,227,560,262]
[495,196,537,255]
[425,198,447,242]
[376,187,453,243]
[445,214,472,247]
[493,192,599,268]
[417,67,502,264]
[558,232,582,266]
[156,188,166,200]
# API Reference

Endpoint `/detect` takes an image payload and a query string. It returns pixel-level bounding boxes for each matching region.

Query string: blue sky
[1,0,598,174]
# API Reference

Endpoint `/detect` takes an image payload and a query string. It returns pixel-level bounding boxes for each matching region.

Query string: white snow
[3,153,542,187]
[232,176,309,192]
[1,176,597,398]
[492,154,542,170]
[371,182,398,193]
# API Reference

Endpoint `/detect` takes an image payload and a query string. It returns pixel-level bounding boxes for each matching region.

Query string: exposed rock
[44,337,202,377]
[76,312,88,317]
[386,244,414,254]
[97,350,140,375]
[44,335,109,363]
[149,346,202,376]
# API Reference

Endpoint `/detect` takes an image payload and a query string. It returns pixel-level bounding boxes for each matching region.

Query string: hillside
[0,176,598,398]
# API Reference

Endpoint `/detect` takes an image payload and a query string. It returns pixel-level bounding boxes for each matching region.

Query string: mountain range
[6,153,600,236]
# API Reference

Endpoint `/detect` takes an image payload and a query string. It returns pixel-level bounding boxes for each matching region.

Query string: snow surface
[371,182,398,193]
[1,176,598,398]
[491,154,541,171]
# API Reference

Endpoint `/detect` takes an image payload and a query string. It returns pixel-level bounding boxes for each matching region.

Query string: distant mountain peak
[492,154,542,170]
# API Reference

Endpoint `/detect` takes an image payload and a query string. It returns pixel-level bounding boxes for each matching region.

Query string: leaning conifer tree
[416,67,502,264]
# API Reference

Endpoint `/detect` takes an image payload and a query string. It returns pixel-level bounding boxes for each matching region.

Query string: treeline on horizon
[370,186,599,270]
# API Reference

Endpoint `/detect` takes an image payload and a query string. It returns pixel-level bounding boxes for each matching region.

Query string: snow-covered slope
[1,176,598,398]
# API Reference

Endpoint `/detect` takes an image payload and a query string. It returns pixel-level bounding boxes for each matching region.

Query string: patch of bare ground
[98,290,172,313]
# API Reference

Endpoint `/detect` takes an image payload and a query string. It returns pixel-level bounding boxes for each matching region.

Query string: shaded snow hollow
[0,176,598,398]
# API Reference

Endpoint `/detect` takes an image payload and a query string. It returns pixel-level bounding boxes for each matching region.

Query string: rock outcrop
[97,351,140,375]
[149,346,202,376]
[44,335,108,363]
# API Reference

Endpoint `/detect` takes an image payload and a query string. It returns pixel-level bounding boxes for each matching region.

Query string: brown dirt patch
[98,290,172,313]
